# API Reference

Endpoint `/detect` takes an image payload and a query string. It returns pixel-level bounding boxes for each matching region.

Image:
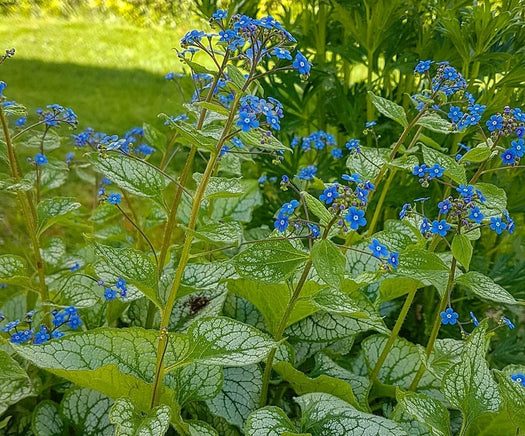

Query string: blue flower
[258,175,267,184]
[342,173,362,183]
[64,306,78,316]
[274,216,289,232]
[388,252,399,268]
[469,206,484,224]
[331,148,343,158]
[212,9,228,19]
[365,121,377,128]
[510,374,525,387]
[431,219,450,237]
[345,139,360,150]
[51,330,65,339]
[356,186,369,203]
[293,51,311,75]
[502,317,515,329]
[489,217,506,234]
[104,288,117,300]
[414,60,432,73]
[369,239,388,258]
[345,206,367,230]
[237,111,259,132]
[272,47,292,60]
[280,200,299,216]
[511,138,524,157]
[448,106,463,122]
[400,203,410,219]
[15,116,27,127]
[420,217,430,235]
[267,114,280,130]
[319,186,339,205]
[413,164,427,178]
[34,153,48,166]
[66,152,75,164]
[231,137,244,148]
[165,72,175,80]
[33,325,50,344]
[1,320,19,332]
[427,164,445,178]
[308,224,321,238]
[438,199,451,214]
[107,193,121,205]
[67,314,82,330]
[52,311,67,327]
[0,81,6,95]
[116,278,126,290]
[298,165,317,180]
[440,308,459,325]
[456,184,474,198]
[486,114,504,131]
[468,104,486,115]
[501,148,517,165]
[470,311,479,327]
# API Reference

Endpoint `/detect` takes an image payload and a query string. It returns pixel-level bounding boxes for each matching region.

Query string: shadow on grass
[1,58,192,133]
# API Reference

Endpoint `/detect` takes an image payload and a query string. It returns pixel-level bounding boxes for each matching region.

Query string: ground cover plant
[1,4,525,436]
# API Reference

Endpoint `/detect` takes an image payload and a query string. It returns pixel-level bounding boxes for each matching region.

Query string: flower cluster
[291,130,337,152]
[103,277,128,301]
[368,238,399,269]
[236,95,284,132]
[36,104,78,128]
[274,199,300,232]
[412,163,445,186]
[0,307,81,345]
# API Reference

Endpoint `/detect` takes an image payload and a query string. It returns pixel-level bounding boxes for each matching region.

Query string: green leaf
[0,349,35,415]
[474,183,507,218]
[416,113,453,134]
[226,64,247,89]
[94,243,160,308]
[182,317,277,366]
[197,101,230,117]
[455,271,517,305]
[24,130,61,150]
[451,234,473,271]
[88,154,169,205]
[142,123,167,151]
[178,261,237,296]
[193,219,243,246]
[60,388,114,436]
[389,249,450,295]
[232,240,308,284]
[165,119,217,152]
[311,286,367,318]
[368,91,408,127]
[442,321,501,430]
[170,363,223,407]
[210,179,263,222]
[207,365,261,429]
[194,173,243,199]
[227,278,318,335]
[41,237,66,267]
[274,362,359,409]
[238,129,290,152]
[346,146,388,181]
[245,407,298,436]
[32,401,64,436]
[109,398,170,436]
[187,420,220,436]
[422,144,466,185]
[51,274,103,308]
[311,240,345,288]
[40,160,69,190]
[362,335,440,397]
[297,392,407,435]
[0,254,27,284]
[397,390,451,436]
[301,191,332,224]
[12,327,188,412]
[378,277,420,303]
[37,197,81,235]
[460,145,491,163]
[495,365,525,428]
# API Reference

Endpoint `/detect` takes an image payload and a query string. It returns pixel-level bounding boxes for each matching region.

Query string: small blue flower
[116,278,126,290]
[502,317,515,329]
[440,308,459,325]
[258,175,267,184]
[345,206,367,230]
[469,311,479,327]
[237,111,259,132]
[67,314,82,330]
[511,138,524,157]
[345,139,360,151]
[1,320,20,332]
[413,164,427,178]
[331,148,343,158]
[431,219,451,237]
[511,374,525,387]
[414,60,432,74]
[165,72,175,80]
[456,184,474,198]
[486,114,504,131]
[448,106,463,122]
[438,199,451,214]
[63,306,78,316]
[66,152,75,164]
[369,239,388,258]
[319,186,339,205]
[420,217,430,235]
[293,51,312,75]
[297,165,317,180]
[52,311,67,327]
[34,153,48,166]
[231,137,244,148]
[33,325,50,344]
[468,104,486,115]
[469,206,484,224]
[15,116,27,127]
[280,200,300,216]
[489,217,506,234]
[107,193,121,205]
[365,121,377,128]
[274,216,289,233]
[51,330,65,339]
[212,9,228,20]
[308,224,320,239]
[272,47,292,60]
[267,114,280,130]
[501,148,517,165]
[388,252,399,268]
[400,203,410,219]
[426,164,445,178]
[104,288,117,300]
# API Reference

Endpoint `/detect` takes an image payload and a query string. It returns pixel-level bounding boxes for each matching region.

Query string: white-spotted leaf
[37,197,81,235]
[455,271,517,304]
[32,401,64,436]
[245,407,298,436]
[397,390,451,436]
[109,397,170,436]
[0,349,35,415]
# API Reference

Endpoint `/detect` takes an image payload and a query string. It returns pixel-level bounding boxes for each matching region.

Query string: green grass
[0,16,198,133]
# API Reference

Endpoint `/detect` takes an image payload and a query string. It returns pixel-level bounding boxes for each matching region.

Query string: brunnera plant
[0,11,524,436]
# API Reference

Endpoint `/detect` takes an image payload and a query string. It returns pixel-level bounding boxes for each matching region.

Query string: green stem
[370,283,418,381]
[150,91,242,407]
[259,260,313,407]
[409,257,457,391]
[367,169,396,236]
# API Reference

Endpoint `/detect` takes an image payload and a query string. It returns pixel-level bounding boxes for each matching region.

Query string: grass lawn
[0,15,198,133]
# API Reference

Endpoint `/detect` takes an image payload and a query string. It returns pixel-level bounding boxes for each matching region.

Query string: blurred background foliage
[1,0,524,365]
